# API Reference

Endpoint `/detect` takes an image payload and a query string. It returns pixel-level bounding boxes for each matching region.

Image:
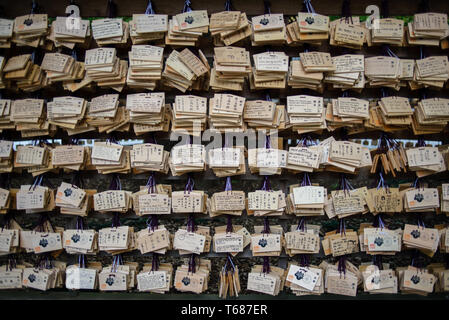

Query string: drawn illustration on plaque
[28,274,36,283]
[105,276,115,286]
[259,18,269,25]
[64,188,72,197]
[374,237,384,246]
[371,276,381,284]
[185,16,194,24]
[39,239,48,248]
[294,270,304,281]
[71,234,81,243]
[411,230,421,239]
[305,17,314,24]
[258,238,268,248]
[414,193,424,203]
[182,277,191,286]
[24,18,34,26]
[411,275,420,284]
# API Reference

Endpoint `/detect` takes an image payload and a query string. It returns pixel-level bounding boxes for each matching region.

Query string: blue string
[304,0,315,14]
[225,176,232,191]
[224,0,231,11]
[145,0,155,14]
[263,0,271,15]
[183,0,192,13]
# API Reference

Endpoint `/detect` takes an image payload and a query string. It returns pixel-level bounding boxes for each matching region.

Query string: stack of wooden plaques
[324,54,365,91]
[173,259,210,294]
[91,18,129,46]
[169,143,206,175]
[47,96,87,133]
[326,97,370,130]
[247,190,287,216]
[243,99,286,131]
[287,185,326,216]
[319,137,371,174]
[287,95,326,134]
[3,54,48,92]
[365,56,401,90]
[0,18,14,48]
[14,143,51,175]
[368,18,405,46]
[407,13,449,46]
[12,14,48,48]
[166,10,209,46]
[130,143,169,174]
[16,183,55,213]
[171,95,207,135]
[0,140,13,173]
[208,93,246,132]
[250,51,288,89]
[0,99,14,132]
[287,11,329,45]
[209,190,246,216]
[377,96,413,128]
[40,52,77,83]
[84,47,127,92]
[208,146,246,177]
[210,46,250,91]
[287,58,323,92]
[50,16,91,49]
[10,99,48,138]
[405,145,446,177]
[86,94,121,133]
[209,11,251,46]
[413,56,449,89]
[127,45,164,90]
[412,98,449,134]
[51,144,88,172]
[137,262,173,294]
[130,13,168,44]
[251,13,286,45]
[126,92,167,130]
[56,182,91,216]
[162,49,209,92]
[91,141,130,174]
[330,17,366,50]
